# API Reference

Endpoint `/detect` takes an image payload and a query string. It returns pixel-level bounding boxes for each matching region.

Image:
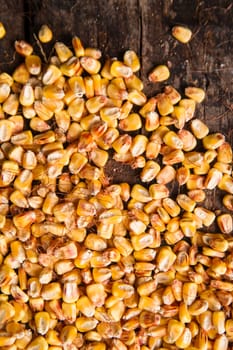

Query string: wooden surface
[0,0,232,188]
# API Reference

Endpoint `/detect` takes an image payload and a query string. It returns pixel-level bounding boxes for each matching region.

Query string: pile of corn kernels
[0,22,233,350]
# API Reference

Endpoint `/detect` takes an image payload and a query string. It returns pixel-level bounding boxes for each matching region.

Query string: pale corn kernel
[164,319,185,343]
[15,40,33,56]
[123,50,140,72]
[217,213,233,234]
[194,207,215,226]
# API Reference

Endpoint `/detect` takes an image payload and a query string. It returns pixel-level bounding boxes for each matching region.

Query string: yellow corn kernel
[119,113,142,131]
[164,85,181,105]
[34,311,50,335]
[180,217,196,237]
[80,56,101,74]
[203,132,225,150]
[76,310,98,329]
[214,161,232,175]
[86,95,107,114]
[25,55,42,75]
[12,63,30,84]
[194,207,215,226]
[125,74,143,91]
[15,40,33,56]
[41,283,62,301]
[42,64,62,85]
[175,327,192,348]
[139,98,157,118]
[213,334,228,350]
[176,167,189,186]
[156,246,176,272]
[0,22,6,39]
[107,81,128,100]
[172,25,192,43]
[156,165,176,185]
[176,194,196,212]
[212,311,225,335]
[131,230,154,250]
[162,197,180,217]
[217,213,233,234]
[60,56,81,76]
[179,302,191,323]
[149,184,169,201]
[144,111,159,131]
[26,336,48,350]
[71,36,84,57]
[123,50,140,72]
[164,319,185,343]
[163,131,183,149]
[38,24,53,43]
[185,86,205,103]
[19,84,34,107]
[217,142,232,163]
[113,236,133,257]
[148,65,170,82]
[110,60,133,78]
[54,41,72,62]
[98,208,122,224]
[2,93,19,115]
[0,82,10,103]
[179,98,196,121]
[186,174,205,191]
[157,93,174,115]
[171,106,186,129]
[188,299,209,316]
[218,174,233,194]
[162,149,184,165]
[204,168,222,189]
[226,319,233,338]
[145,140,161,159]
[0,120,14,142]
[140,160,160,182]
[223,194,233,211]
[128,89,147,106]
[112,134,132,154]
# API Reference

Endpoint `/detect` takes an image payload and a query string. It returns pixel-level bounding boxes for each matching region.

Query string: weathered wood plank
[27,0,141,57]
[0,0,25,71]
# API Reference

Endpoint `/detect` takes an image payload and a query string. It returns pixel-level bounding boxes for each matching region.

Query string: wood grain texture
[0,0,25,71]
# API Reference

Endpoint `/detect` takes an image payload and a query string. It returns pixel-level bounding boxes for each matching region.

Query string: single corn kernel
[38,24,53,43]
[217,214,233,234]
[15,40,33,56]
[185,86,205,103]
[203,132,225,150]
[123,50,140,72]
[0,22,6,39]
[148,65,170,82]
[172,25,192,43]
[157,93,174,115]
[223,194,233,211]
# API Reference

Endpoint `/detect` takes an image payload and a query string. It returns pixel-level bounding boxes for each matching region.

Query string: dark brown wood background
[0,0,232,188]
